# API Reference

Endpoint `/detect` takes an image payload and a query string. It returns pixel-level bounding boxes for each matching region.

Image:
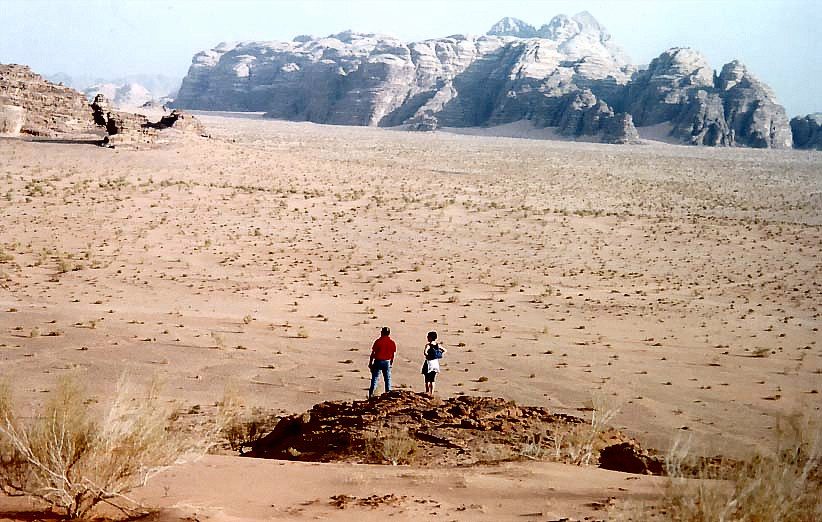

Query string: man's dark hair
[381,326,390,336]
[427,331,437,341]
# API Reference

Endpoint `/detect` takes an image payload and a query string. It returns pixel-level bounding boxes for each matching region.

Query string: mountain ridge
[174,13,792,148]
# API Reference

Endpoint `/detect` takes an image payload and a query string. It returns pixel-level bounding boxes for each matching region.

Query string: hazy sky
[1,0,820,116]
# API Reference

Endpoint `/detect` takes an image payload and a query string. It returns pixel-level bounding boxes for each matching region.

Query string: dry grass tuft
[662,412,821,521]
[366,428,418,465]
[548,393,621,466]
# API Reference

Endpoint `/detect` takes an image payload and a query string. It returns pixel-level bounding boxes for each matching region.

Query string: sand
[0,114,819,520]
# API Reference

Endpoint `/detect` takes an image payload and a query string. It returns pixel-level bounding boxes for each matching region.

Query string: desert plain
[0,113,820,520]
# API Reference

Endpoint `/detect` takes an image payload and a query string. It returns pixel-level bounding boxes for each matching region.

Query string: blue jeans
[369,359,391,396]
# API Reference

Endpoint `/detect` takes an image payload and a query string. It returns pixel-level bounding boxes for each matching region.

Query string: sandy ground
[0,114,820,520]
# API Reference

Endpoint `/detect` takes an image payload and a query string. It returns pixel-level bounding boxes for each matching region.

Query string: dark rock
[599,442,664,475]
[791,113,822,150]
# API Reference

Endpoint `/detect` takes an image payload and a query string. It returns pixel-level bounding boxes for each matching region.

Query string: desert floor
[0,114,819,520]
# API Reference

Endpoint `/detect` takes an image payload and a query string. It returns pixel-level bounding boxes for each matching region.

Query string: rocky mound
[791,113,822,150]
[174,12,794,147]
[0,64,97,136]
[243,391,663,474]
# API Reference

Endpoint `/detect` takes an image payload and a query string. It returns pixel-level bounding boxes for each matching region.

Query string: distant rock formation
[790,114,822,150]
[0,64,96,136]
[624,49,792,148]
[83,82,153,108]
[174,12,795,148]
[174,12,638,144]
[46,72,180,104]
[0,64,204,148]
[487,16,538,38]
[91,94,206,148]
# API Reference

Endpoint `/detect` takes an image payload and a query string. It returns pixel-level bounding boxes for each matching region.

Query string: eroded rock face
[175,13,794,148]
[791,114,822,150]
[0,105,25,136]
[624,50,792,148]
[0,64,96,136]
[175,13,638,143]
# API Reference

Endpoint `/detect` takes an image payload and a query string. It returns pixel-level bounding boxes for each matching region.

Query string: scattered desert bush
[547,393,621,466]
[663,412,821,521]
[0,376,213,519]
[366,428,418,465]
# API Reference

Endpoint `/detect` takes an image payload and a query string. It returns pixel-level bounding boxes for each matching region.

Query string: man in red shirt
[368,326,396,398]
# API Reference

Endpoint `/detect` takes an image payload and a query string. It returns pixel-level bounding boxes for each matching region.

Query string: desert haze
[0,113,820,520]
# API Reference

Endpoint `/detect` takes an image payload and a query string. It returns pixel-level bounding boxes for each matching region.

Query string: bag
[429,343,443,359]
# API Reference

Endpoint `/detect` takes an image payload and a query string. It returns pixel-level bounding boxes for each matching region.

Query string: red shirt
[371,336,396,361]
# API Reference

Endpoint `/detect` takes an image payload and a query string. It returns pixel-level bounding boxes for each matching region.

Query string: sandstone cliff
[175,12,793,147]
[624,50,792,148]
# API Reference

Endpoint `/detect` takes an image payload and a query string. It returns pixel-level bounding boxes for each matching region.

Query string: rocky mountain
[46,73,180,106]
[624,49,792,148]
[790,114,822,150]
[175,12,793,147]
[82,82,152,107]
[487,16,538,38]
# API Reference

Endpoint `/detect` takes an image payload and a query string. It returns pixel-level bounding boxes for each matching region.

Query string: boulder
[0,104,25,136]
[599,441,664,475]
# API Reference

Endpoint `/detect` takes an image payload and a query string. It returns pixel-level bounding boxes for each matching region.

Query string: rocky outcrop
[0,64,96,136]
[244,390,663,473]
[91,94,207,148]
[0,105,25,136]
[791,114,822,150]
[624,49,792,148]
[175,13,795,148]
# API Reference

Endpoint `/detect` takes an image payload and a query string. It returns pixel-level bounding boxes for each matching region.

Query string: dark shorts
[424,371,437,383]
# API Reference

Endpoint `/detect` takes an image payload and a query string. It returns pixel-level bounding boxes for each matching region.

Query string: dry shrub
[663,412,821,521]
[548,393,621,466]
[0,376,210,519]
[366,428,418,465]
[478,443,516,463]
